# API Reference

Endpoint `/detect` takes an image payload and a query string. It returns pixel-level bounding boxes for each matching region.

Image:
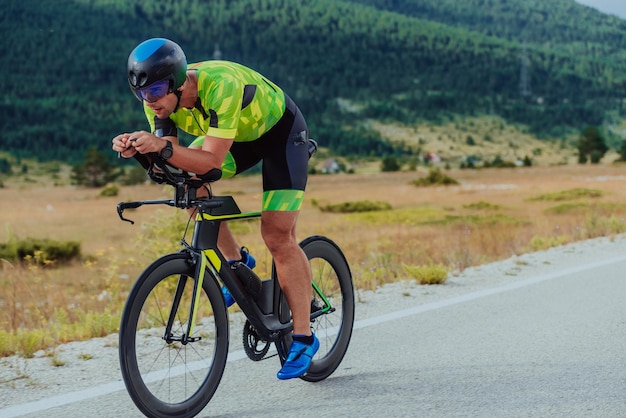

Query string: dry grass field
[3,162,626,356]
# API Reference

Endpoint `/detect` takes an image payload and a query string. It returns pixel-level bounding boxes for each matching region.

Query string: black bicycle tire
[119,254,229,418]
[277,235,355,382]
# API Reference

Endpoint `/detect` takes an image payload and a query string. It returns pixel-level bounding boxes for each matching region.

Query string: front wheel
[277,235,355,382]
[119,253,229,418]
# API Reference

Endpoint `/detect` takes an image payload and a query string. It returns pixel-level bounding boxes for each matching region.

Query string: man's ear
[178,72,191,92]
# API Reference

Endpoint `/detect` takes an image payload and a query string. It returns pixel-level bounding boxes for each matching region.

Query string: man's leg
[217,222,244,261]
[261,210,312,336]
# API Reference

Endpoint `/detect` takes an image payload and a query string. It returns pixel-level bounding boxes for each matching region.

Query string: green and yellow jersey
[143,60,286,142]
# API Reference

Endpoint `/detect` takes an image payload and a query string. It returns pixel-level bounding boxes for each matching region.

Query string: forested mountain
[1,0,625,163]
[348,0,626,61]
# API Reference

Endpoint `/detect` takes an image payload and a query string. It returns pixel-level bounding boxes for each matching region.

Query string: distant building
[424,152,441,163]
[322,159,340,174]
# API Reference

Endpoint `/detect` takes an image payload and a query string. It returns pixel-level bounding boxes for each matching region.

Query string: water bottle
[231,261,262,300]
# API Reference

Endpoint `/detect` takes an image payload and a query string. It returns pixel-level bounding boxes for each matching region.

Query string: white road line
[2,252,626,417]
[354,252,626,329]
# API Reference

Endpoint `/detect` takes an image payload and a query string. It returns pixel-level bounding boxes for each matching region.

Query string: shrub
[0,238,81,264]
[121,165,148,185]
[487,156,516,168]
[71,146,120,187]
[463,201,501,211]
[319,200,392,213]
[402,262,448,285]
[529,235,567,251]
[381,156,401,172]
[0,158,11,175]
[528,188,604,202]
[99,183,119,197]
[412,169,459,187]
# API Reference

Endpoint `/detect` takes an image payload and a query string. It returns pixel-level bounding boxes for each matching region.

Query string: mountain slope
[1,0,624,163]
[346,0,626,59]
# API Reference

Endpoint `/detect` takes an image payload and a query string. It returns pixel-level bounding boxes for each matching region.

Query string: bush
[318,200,392,213]
[486,156,516,168]
[121,165,148,185]
[528,188,604,202]
[412,169,459,187]
[0,158,11,175]
[463,201,501,210]
[71,146,119,187]
[402,262,448,285]
[381,156,401,172]
[0,238,81,264]
[99,183,119,197]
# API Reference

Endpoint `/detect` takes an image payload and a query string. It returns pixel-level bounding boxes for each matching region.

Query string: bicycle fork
[163,250,216,344]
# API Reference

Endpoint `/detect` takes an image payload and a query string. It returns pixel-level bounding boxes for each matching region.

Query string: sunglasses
[131,79,171,103]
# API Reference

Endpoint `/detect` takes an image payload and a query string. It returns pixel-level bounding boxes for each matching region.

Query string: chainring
[242,320,271,361]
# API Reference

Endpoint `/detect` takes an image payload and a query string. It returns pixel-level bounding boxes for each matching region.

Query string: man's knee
[262,225,295,254]
[263,230,295,254]
[261,211,299,252]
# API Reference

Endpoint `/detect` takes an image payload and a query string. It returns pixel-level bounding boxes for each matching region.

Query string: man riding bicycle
[112,37,318,380]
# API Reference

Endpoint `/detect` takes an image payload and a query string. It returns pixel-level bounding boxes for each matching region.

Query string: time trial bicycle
[116,152,355,418]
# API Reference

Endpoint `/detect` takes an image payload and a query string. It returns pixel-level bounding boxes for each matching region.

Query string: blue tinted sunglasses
[131,80,171,103]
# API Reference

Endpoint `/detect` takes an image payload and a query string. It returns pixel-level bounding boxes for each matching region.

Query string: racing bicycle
[116,152,355,417]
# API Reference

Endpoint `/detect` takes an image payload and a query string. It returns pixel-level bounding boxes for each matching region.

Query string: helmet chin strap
[173,89,183,112]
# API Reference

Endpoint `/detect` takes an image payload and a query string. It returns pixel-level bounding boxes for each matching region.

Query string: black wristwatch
[160,140,173,160]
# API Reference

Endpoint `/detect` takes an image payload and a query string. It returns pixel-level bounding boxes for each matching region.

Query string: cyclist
[112,38,318,380]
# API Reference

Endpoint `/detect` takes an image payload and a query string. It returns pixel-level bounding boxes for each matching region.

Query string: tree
[0,158,11,175]
[121,164,149,186]
[71,146,119,187]
[381,156,401,172]
[617,140,626,162]
[523,155,532,167]
[577,126,608,164]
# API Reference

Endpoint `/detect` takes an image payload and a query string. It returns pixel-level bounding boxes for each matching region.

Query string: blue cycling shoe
[222,247,256,307]
[221,286,236,307]
[277,334,319,380]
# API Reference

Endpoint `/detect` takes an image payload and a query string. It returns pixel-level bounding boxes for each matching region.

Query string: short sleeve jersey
[144,61,286,142]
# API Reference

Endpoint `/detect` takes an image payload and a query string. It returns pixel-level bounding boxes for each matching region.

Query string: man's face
[145,92,178,119]
[131,79,179,118]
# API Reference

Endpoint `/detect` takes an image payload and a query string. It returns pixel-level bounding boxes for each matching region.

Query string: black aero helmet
[127,38,187,101]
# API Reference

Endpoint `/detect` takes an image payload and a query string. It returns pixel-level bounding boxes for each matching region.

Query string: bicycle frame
[119,190,299,343]
[189,197,295,342]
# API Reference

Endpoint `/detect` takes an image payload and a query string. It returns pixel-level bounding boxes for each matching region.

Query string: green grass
[463,201,502,211]
[347,207,445,225]
[528,187,605,202]
[402,262,449,285]
[317,200,392,213]
[424,213,528,227]
[528,235,568,251]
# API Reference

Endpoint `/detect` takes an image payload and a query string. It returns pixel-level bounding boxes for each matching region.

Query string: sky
[575,0,626,19]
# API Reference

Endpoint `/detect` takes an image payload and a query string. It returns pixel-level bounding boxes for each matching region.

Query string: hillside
[1,0,625,164]
[347,0,626,60]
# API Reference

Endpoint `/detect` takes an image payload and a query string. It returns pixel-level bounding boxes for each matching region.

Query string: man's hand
[112,133,137,158]
[125,131,169,155]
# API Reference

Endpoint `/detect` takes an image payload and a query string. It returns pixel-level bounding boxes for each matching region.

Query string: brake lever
[117,201,143,224]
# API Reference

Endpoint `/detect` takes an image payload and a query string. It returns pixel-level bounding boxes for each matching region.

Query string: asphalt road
[3,244,626,418]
